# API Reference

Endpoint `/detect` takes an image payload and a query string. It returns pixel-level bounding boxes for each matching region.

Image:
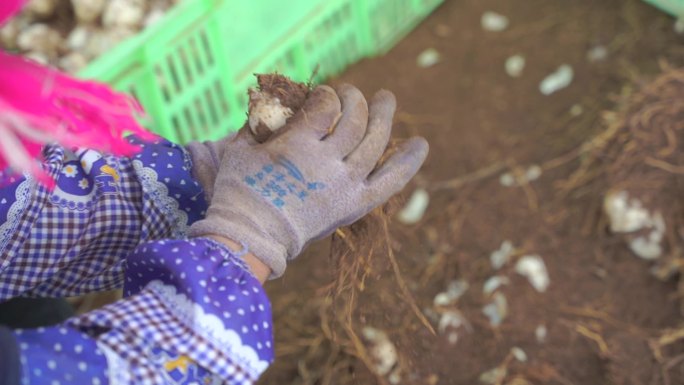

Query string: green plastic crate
[644,0,684,17]
[78,0,443,144]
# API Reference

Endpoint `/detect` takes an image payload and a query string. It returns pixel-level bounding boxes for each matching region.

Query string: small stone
[539,65,574,95]
[505,54,525,78]
[481,11,509,32]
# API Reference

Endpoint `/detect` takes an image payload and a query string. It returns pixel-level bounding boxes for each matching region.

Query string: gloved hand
[188,84,429,278]
[185,137,229,201]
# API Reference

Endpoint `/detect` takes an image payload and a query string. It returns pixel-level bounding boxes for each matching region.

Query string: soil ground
[258,1,684,384]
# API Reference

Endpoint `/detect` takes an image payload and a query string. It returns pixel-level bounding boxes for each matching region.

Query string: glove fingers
[282,85,341,141]
[365,137,429,199]
[324,84,368,157]
[344,90,396,177]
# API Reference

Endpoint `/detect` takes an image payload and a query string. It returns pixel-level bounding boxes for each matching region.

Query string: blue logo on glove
[244,157,325,208]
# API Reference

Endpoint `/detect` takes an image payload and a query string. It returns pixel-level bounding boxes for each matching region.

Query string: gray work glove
[186,137,229,201]
[188,84,429,278]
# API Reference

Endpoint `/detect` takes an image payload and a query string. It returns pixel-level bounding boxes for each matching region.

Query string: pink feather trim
[0,0,25,25]
[0,51,155,187]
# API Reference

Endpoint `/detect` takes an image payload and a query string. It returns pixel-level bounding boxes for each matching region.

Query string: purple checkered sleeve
[0,136,209,300]
[10,238,274,385]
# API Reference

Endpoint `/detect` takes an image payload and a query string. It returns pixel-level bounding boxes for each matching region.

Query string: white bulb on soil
[604,190,652,233]
[483,275,509,294]
[490,240,514,269]
[248,92,293,135]
[397,188,429,224]
[362,327,398,377]
[540,65,574,95]
[505,54,525,77]
[604,191,665,260]
[481,11,509,32]
[482,292,508,327]
[515,255,550,292]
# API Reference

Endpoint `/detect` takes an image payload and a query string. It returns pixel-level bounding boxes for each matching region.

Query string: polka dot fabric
[0,136,208,300]
[78,238,271,384]
[8,238,274,384]
[127,136,207,227]
[13,326,108,385]
[125,238,273,365]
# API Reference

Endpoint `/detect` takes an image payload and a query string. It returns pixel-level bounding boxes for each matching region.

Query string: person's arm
[189,84,429,279]
[1,84,428,385]
[2,236,274,385]
[208,235,271,283]
[0,135,211,300]
[185,137,230,202]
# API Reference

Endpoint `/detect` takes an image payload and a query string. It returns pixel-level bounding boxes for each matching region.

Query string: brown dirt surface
[258,1,684,384]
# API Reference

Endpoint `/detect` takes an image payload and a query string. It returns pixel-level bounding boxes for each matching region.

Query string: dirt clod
[247,74,310,142]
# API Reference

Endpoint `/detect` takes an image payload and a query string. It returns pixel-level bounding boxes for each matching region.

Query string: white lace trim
[132,160,189,239]
[147,280,269,377]
[98,342,132,385]
[0,175,35,270]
